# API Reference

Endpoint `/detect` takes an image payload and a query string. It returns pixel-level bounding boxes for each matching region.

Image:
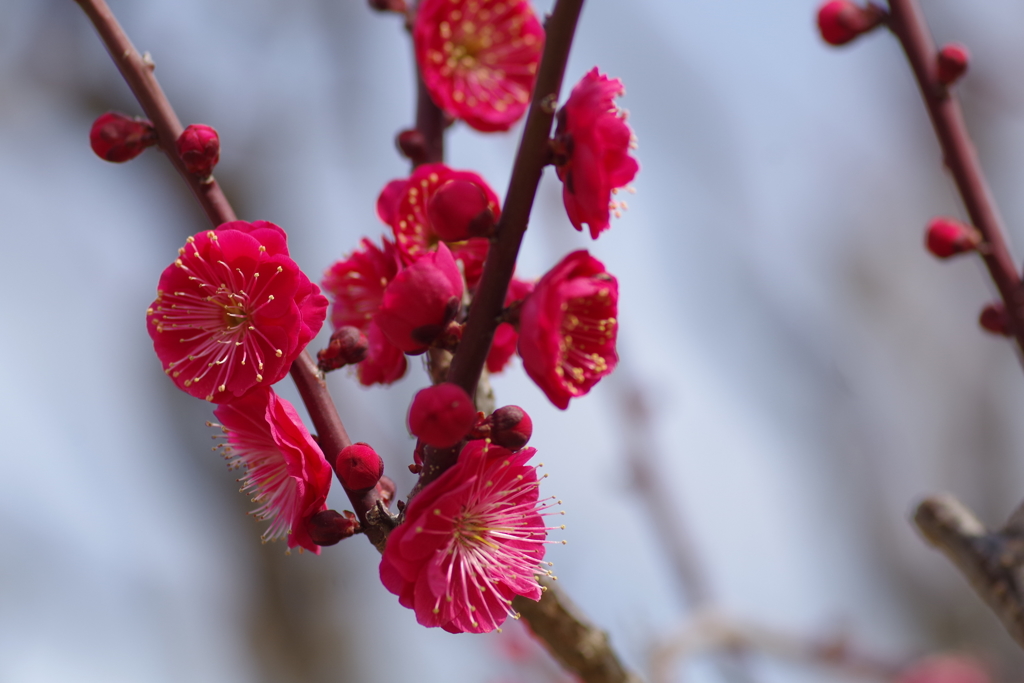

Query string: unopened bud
[816,1,886,46]
[396,129,427,164]
[317,326,369,372]
[176,124,220,177]
[375,475,396,508]
[979,302,1009,336]
[335,443,384,490]
[408,383,476,448]
[937,44,969,86]
[470,405,533,450]
[926,217,981,259]
[89,112,157,162]
[369,0,407,12]
[428,179,496,242]
[307,509,361,546]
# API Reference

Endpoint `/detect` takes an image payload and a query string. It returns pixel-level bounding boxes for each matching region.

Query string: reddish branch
[73,0,387,543]
[886,0,1024,355]
[416,0,586,489]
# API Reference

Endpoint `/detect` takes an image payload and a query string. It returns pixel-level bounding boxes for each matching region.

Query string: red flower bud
[926,217,981,258]
[427,179,497,242]
[89,112,157,162]
[816,1,885,46]
[408,383,476,448]
[306,509,361,546]
[979,302,1009,336]
[317,326,369,372]
[474,405,533,451]
[374,243,464,353]
[175,124,220,177]
[937,44,969,86]
[335,443,384,490]
[396,129,427,165]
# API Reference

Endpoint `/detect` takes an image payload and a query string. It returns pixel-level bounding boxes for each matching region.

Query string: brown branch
[886,0,1024,356]
[74,0,387,542]
[418,0,586,489]
[913,494,1024,649]
[514,577,643,683]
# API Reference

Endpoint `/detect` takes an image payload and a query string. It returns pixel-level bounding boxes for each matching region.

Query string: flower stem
[887,0,1024,357]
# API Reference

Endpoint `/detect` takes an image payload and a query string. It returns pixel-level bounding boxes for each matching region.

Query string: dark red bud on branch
[368,0,407,12]
[816,1,886,46]
[936,44,970,86]
[335,443,385,490]
[175,124,220,178]
[925,217,981,259]
[979,302,1010,336]
[307,509,361,546]
[473,405,533,451]
[408,383,476,448]
[427,179,497,241]
[317,326,369,372]
[396,129,428,165]
[89,112,157,162]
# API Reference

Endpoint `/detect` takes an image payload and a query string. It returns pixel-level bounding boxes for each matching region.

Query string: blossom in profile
[148,221,328,403]
[212,387,333,553]
[380,440,557,633]
[487,276,534,374]
[553,69,639,239]
[414,0,544,132]
[518,251,618,409]
[321,237,408,385]
[376,163,499,263]
[374,243,464,353]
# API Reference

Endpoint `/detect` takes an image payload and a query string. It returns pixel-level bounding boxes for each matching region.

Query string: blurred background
[3,0,1024,681]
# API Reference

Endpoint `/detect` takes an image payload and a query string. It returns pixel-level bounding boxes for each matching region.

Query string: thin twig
[650,610,901,683]
[74,0,386,540]
[886,0,1024,356]
[73,0,236,226]
[914,494,1024,649]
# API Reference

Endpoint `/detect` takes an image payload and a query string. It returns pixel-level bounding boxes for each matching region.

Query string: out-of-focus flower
[408,383,477,448]
[380,440,555,633]
[376,163,500,263]
[175,124,221,177]
[414,0,544,132]
[212,387,333,553]
[487,276,534,374]
[518,251,618,409]
[148,221,327,403]
[322,237,408,385]
[896,654,990,683]
[553,69,639,239]
[375,243,464,353]
[89,111,157,162]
